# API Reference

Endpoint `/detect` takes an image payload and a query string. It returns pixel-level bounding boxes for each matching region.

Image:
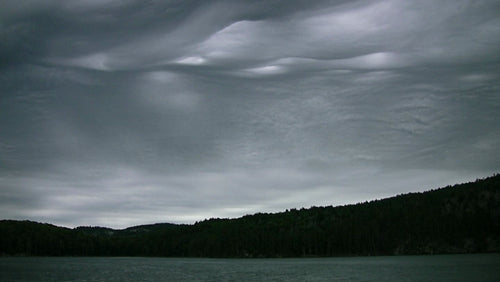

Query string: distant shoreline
[1,175,499,258]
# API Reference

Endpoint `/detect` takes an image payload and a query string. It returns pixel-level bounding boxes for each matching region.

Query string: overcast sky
[1,0,499,229]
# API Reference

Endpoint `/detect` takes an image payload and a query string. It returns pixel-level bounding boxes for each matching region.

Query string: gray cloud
[1,0,499,228]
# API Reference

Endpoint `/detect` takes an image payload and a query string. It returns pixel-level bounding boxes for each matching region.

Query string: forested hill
[1,175,499,257]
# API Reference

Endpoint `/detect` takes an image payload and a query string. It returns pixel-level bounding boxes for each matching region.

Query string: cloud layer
[1,0,499,228]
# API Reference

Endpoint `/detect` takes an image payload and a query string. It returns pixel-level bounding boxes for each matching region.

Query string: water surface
[1,254,499,281]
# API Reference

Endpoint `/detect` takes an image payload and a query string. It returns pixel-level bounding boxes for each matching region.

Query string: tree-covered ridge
[1,175,499,257]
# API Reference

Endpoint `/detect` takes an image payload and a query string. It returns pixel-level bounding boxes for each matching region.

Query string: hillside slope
[1,175,499,257]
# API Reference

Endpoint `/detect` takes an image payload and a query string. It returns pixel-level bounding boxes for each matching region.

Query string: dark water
[1,254,499,281]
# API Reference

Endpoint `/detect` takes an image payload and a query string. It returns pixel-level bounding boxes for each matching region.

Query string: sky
[1,0,499,229]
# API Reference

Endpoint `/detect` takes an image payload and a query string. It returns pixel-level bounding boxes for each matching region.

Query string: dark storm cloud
[1,0,499,228]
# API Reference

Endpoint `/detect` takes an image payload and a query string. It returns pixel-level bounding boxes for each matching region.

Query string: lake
[1,254,499,281]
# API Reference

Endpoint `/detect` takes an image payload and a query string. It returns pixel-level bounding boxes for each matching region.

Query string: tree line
[1,174,499,257]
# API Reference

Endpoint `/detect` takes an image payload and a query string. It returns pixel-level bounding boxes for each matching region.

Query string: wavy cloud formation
[1,0,499,228]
